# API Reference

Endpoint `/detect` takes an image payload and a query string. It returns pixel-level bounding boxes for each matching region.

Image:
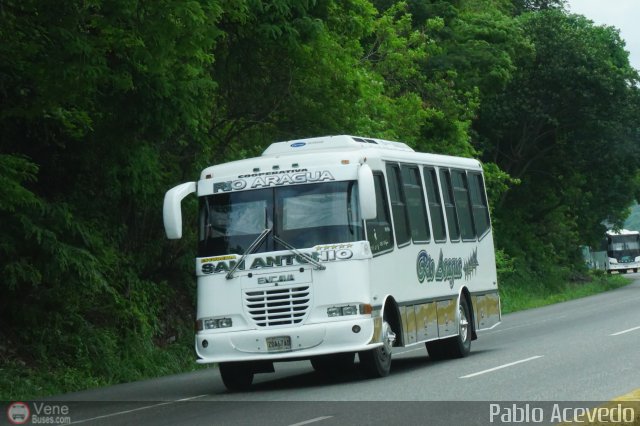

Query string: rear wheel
[448,296,472,358]
[359,319,395,377]
[219,362,254,392]
[426,296,472,360]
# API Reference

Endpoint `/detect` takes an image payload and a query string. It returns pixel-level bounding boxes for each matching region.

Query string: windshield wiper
[226,228,272,279]
[273,235,326,271]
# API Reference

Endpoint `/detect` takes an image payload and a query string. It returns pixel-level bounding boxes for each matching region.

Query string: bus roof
[200,135,482,180]
[262,135,414,155]
[606,229,640,236]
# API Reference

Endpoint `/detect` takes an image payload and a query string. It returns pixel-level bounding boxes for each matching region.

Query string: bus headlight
[327,305,358,317]
[196,317,233,331]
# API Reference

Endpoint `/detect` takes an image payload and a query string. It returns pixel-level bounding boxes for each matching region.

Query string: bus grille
[244,286,310,327]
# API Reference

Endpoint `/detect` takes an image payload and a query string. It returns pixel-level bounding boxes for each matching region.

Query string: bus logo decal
[464,248,479,279]
[290,142,306,147]
[416,250,435,283]
[258,274,295,284]
[435,249,463,288]
[200,249,354,274]
[213,170,335,193]
[250,171,334,188]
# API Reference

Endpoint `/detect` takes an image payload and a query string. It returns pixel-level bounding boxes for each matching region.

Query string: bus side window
[451,170,476,241]
[401,165,430,243]
[439,169,461,241]
[423,167,447,242]
[468,172,491,237]
[385,163,411,247]
[366,173,394,255]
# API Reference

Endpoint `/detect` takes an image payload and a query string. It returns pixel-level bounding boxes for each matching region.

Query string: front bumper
[608,262,639,271]
[195,317,379,363]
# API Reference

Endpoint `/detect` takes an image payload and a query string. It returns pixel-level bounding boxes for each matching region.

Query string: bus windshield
[198,181,364,257]
[607,234,640,261]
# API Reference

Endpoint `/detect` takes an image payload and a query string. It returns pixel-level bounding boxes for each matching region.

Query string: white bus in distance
[603,229,640,274]
[163,135,501,391]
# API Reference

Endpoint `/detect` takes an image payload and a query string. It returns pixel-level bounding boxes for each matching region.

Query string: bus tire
[219,362,254,392]
[311,352,355,374]
[447,296,472,358]
[425,339,447,361]
[426,297,472,360]
[359,320,395,378]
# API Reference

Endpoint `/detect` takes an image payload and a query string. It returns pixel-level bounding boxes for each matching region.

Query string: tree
[474,9,640,271]
[0,0,221,380]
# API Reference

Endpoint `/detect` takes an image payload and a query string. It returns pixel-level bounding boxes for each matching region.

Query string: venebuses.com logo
[6,401,71,425]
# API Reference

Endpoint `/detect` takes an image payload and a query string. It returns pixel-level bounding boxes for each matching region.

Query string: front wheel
[219,362,254,392]
[359,320,395,378]
[311,352,355,375]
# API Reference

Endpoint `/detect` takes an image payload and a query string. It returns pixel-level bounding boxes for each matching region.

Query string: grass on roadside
[0,333,201,401]
[499,271,632,314]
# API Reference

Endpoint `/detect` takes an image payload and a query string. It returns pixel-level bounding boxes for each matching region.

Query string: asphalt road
[32,277,640,425]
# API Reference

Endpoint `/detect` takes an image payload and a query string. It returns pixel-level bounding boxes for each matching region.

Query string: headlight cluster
[196,317,232,331]
[327,303,373,317]
[327,305,358,317]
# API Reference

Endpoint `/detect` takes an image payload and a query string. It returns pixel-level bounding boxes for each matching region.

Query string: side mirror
[358,163,377,220]
[163,182,196,239]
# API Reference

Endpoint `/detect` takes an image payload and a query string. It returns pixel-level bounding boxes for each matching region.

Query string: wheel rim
[459,304,469,342]
[380,321,396,358]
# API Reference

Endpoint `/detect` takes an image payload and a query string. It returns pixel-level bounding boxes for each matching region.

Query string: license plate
[266,336,291,352]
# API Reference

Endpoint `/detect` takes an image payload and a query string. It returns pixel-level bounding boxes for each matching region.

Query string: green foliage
[476,9,640,269]
[623,203,640,231]
[0,0,219,398]
[500,270,630,314]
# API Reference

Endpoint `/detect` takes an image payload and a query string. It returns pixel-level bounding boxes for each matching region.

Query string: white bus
[163,135,501,390]
[603,229,640,274]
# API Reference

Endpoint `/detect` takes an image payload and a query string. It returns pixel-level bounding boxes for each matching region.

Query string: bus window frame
[451,169,477,242]
[468,171,492,240]
[385,162,412,248]
[400,163,431,244]
[438,168,461,243]
[366,171,396,257]
[423,166,448,244]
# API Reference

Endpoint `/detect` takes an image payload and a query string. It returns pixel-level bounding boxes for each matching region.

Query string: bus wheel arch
[380,296,403,347]
[359,295,400,378]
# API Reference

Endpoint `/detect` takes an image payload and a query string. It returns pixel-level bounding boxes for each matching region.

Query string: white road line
[288,416,334,426]
[459,355,544,379]
[69,394,209,424]
[611,326,640,336]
